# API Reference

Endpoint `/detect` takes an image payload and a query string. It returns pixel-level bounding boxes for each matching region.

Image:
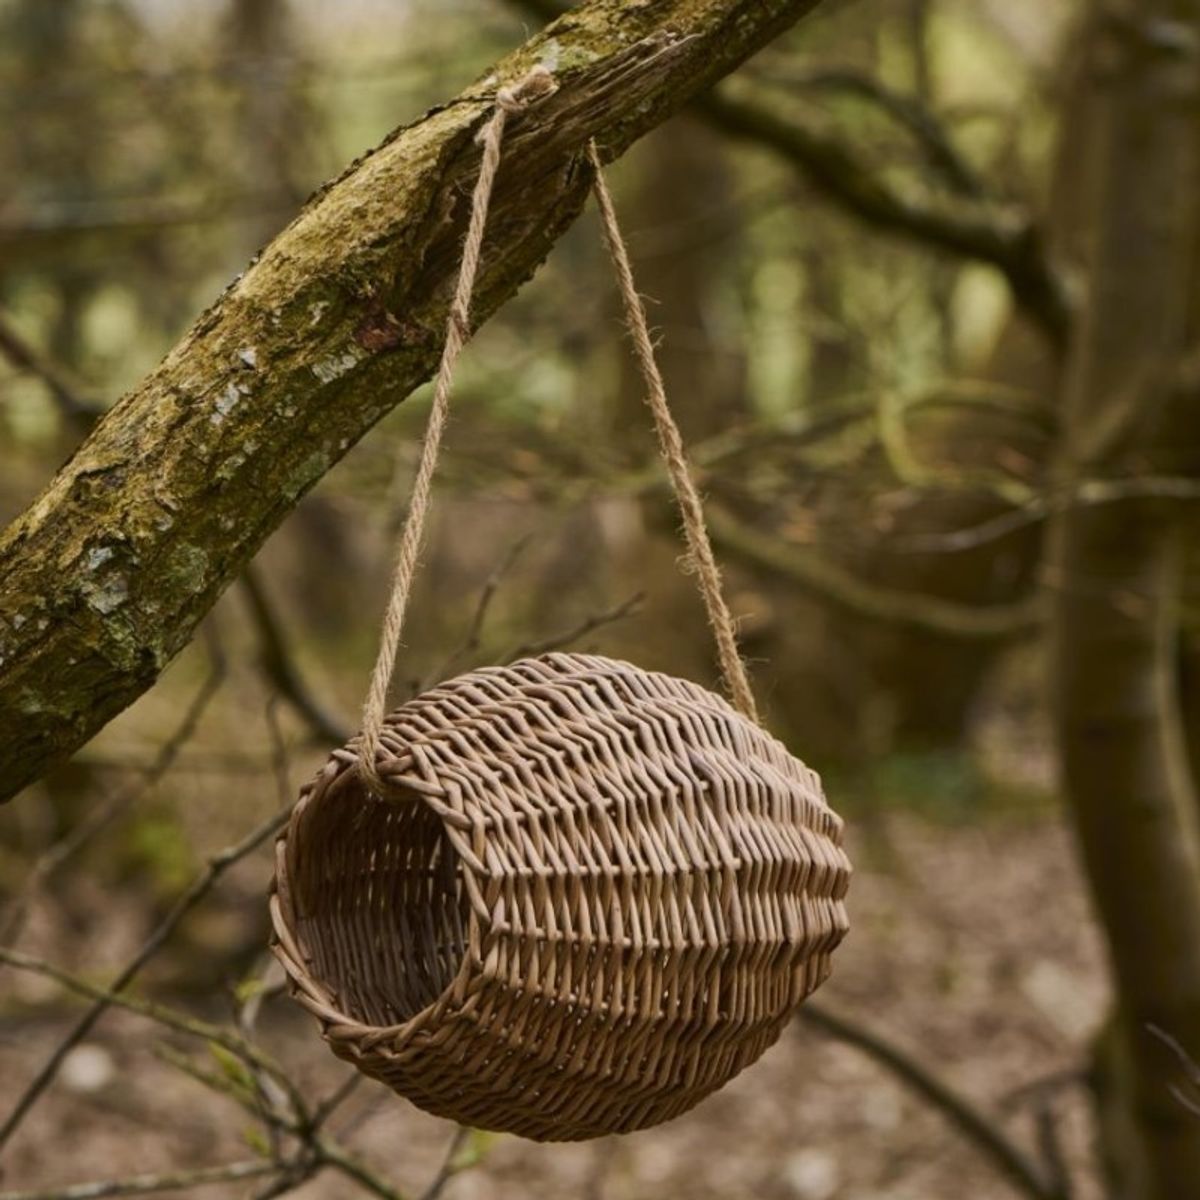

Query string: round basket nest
[270,652,851,1141]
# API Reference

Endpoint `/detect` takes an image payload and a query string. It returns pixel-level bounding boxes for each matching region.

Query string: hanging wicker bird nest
[270,653,851,1142]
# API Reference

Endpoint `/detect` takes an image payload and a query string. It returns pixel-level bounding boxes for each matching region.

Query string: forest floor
[0,802,1108,1200]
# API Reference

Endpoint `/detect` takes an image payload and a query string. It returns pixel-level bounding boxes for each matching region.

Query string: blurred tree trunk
[1048,4,1200,1196]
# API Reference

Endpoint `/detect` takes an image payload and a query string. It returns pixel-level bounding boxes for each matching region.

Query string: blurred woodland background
[2,1,1200,1198]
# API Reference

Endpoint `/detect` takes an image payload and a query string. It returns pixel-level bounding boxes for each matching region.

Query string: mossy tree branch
[0,0,829,803]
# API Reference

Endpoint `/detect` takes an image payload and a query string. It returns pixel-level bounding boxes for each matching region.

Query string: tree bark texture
[0,0,826,802]
[1048,6,1200,1196]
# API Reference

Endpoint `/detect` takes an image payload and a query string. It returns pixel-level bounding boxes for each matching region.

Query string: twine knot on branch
[495,64,559,114]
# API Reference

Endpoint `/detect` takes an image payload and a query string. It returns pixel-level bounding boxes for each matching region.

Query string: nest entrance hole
[293,770,470,1027]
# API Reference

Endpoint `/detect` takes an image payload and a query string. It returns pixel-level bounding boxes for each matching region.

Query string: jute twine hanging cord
[358,67,557,796]
[272,65,851,1143]
[584,139,758,724]
[359,67,756,795]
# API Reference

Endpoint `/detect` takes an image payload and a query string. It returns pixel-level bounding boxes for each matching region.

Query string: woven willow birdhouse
[270,652,851,1141]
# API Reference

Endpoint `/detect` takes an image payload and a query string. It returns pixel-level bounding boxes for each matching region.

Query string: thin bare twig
[894,474,1200,554]
[314,1140,404,1200]
[263,697,296,809]
[248,1164,318,1200]
[418,1127,471,1200]
[0,947,407,1200]
[311,1074,365,1131]
[0,1161,278,1200]
[706,501,1042,639]
[774,66,988,199]
[0,947,302,1115]
[167,1047,398,1200]
[0,805,289,1153]
[230,964,290,1156]
[1148,1024,1200,1116]
[0,192,295,245]
[427,536,533,686]
[328,1085,392,1143]
[876,388,1036,508]
[698,85,1070,346]
[153,1043,271,1127]
[1032,1100,1074,1200]
[1000,1065,1088,1112]
[0,659,225,951]
[501,592,645,663]
[509,0,1067,344]
[0,314,101,427]
[241,566,350,744]
[71,751,273,776]
[800,1001,1064,1200]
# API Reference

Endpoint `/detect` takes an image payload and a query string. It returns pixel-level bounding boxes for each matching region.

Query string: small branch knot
[496,64,559,114]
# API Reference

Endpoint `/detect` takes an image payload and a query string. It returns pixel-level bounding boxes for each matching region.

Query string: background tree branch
[697,88,1071,346]
[705,501,1043,639]
[512,0,1071,345]
[0,313,102,428]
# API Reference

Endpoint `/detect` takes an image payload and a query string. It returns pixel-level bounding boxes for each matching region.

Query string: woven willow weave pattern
[270,653,851,1141]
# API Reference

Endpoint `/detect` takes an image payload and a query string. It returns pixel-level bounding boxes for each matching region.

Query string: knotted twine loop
[359,68,757,796]
[585,140,758,724]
